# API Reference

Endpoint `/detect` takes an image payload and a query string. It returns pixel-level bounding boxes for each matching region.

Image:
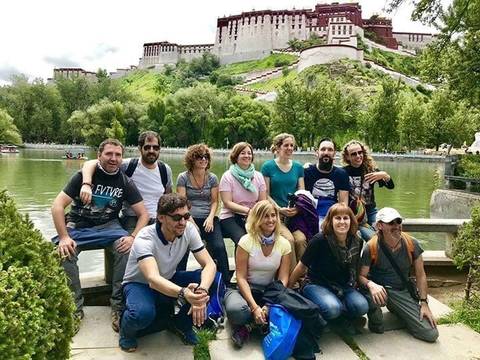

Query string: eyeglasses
[143,145,160,151]
[195,154,209,160]
[349,150,364,157]
[387,218,402,225]
[166,213,191,222]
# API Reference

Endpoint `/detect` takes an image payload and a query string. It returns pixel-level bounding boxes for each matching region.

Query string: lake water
[0,148,445,273]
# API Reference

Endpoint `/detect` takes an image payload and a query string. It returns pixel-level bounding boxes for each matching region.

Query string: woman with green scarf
[219,142,267,245]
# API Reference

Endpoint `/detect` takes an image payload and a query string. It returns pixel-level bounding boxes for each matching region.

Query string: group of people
[51,131,438,358]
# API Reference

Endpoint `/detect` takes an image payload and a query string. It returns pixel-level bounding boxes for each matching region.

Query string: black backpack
[124,158,168,189]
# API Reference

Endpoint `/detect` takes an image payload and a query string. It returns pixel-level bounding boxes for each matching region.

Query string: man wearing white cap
[358,207,439,342]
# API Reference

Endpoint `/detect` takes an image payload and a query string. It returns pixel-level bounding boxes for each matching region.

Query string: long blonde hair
[342,140,376,173]
[245,200,281,243]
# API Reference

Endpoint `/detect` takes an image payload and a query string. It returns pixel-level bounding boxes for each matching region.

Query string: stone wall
[393,32,435,50]
[297,44,363,72]
[430,189,480,219]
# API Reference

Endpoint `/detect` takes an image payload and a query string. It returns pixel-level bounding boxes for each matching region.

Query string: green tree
[423,89,456,150]
[398,92,427,150]
[141,97,166,132]
[362,80,401,151]
[0,109,22,144]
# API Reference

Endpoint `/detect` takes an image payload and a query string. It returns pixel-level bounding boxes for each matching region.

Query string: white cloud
[0,0,444,85]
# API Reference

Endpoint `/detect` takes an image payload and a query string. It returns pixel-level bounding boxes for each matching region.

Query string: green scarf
[230,164,257,193]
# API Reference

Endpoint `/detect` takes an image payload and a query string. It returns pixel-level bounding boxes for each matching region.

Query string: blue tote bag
[262,304,302,360]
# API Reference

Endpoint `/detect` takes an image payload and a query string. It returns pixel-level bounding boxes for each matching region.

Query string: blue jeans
[366,205,377,225]
[302,284,368,320]
[358,223,376,241]
[120,270,202,342]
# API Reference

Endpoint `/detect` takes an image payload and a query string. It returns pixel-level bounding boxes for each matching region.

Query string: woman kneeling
[289,203,368,332]
[224,200,291,348]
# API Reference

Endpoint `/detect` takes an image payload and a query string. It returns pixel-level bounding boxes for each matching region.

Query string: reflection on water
[0,148,445,272]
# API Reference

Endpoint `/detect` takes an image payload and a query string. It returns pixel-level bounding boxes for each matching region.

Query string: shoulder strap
[369,235,379,265]
[124,158,139,177]
[401,232,415,264]
[378,238,412,286]
[157,161,168,189]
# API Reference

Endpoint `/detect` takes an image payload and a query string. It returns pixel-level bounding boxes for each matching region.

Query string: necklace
[387,238,402,251]
[191,171,206,194]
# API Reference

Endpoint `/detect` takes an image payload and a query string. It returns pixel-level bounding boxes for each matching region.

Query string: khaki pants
[278,223,307,272]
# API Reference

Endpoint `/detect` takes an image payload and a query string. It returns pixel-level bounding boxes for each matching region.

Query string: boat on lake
[63,149,88,160]
[0,144,19,153]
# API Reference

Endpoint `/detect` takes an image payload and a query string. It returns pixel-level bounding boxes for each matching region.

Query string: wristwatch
[419,298,428,304]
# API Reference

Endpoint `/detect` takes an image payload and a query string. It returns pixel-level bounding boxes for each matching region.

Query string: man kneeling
[358,207,438,342]
[120,193,217,352]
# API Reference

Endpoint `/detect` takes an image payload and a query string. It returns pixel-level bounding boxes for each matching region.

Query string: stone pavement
[71,295,480,359]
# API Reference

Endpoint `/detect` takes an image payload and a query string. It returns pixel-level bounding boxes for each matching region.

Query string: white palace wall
[297,44,363,72]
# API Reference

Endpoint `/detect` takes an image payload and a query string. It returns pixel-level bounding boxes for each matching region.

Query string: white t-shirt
[232,234,291,286]
[121,158,173,218]
[123,221,204,284]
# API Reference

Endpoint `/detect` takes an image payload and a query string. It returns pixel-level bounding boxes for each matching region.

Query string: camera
[287,193,298,208]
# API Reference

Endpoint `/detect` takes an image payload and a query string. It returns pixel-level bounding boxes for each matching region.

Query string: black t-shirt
[343,165,394,207]
[63,166,143,228]
[301,233,353,287]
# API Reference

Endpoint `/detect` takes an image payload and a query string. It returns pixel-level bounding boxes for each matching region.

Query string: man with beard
[51,138,149,329]
[358,207,438,342]
[304,138,349,226]
[119,193,217,352]
[80,131,173,229]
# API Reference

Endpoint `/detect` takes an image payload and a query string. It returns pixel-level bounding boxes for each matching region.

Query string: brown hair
[98,138,124,154]
[341,140,376,173]
[245,200,281,242]
[270,133,295,153]
[157,193,191,215]
[229,142,254,164]
[321,203,358,237]
[184,143,211,171]
[138,131,161,148]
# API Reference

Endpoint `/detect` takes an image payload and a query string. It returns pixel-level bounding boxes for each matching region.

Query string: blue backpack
[205,272,226,330]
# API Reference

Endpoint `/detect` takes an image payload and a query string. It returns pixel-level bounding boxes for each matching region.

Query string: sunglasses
[166,213,191,221]
[143,144,160,151]
[195,154,209,160]
[387,218,402,225]
[349,150,364,157]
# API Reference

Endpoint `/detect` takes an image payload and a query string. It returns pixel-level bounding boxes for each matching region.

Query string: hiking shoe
[170,325,199,345]
[231,325,250,348]
[368,321,385,334]
[367,307,384,334]
[111,311,121,333]
[119,336,138,352]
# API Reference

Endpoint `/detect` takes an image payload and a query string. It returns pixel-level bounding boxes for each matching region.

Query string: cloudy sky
[0,0,441,85]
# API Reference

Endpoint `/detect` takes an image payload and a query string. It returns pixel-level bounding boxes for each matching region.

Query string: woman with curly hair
[177,143,230,282]
[341,140,394,240]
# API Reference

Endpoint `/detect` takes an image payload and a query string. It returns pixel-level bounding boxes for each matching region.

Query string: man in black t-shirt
[51,138,148,331]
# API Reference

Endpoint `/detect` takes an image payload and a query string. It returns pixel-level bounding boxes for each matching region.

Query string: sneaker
[170,325,199,345]
[111,311,121,333]
[75,309,85,320]
[231,325,250,348]
[119,336,137,352]
[367,308,384,334]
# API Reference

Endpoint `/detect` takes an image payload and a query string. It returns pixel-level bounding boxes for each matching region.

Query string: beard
[142,152,158,165]
[318,156,333,172]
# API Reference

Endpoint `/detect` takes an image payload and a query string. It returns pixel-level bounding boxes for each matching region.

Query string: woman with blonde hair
[341,140,394,240]
[176,143,229,282]
[289,203,367,333]
[224,200,291,348]
[261,133,308,268]
[219,142,267,246]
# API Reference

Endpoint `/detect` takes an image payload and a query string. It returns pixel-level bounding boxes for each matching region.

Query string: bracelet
[82,182,92,187]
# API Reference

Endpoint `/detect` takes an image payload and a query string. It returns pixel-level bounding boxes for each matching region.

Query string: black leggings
[220,215,247,245]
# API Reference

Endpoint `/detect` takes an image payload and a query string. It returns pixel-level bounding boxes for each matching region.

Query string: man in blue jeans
[51,138,149,330]
[119,193,217,352]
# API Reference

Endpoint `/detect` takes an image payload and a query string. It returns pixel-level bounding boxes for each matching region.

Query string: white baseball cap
[376,207,402,223]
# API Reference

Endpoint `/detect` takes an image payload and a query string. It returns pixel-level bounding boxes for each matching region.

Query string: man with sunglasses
[358,207,438,342]
[80,130,173,229]
[51,138,149,329]
[119,193,217,352]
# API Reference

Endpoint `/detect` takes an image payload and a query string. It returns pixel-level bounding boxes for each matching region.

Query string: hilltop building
[138,2,434,69]
[52,68,97,81]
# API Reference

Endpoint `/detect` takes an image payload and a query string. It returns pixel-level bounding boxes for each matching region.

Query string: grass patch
[193,328,217,360]
[364,48,419,77]
[217,53,298,77]
[438,297,480,333]
[246,69,298,92]
[119,70,161,101]
[334,332,369,360]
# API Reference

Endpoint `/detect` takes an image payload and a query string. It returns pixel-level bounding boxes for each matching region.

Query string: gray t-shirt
[123,221,204,284]
[176,171,218,218]
[360,236,423,289]
[121,158,173,218]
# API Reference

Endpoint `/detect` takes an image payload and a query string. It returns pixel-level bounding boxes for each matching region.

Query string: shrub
[0,190,75,359]
[456,155,480,179]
